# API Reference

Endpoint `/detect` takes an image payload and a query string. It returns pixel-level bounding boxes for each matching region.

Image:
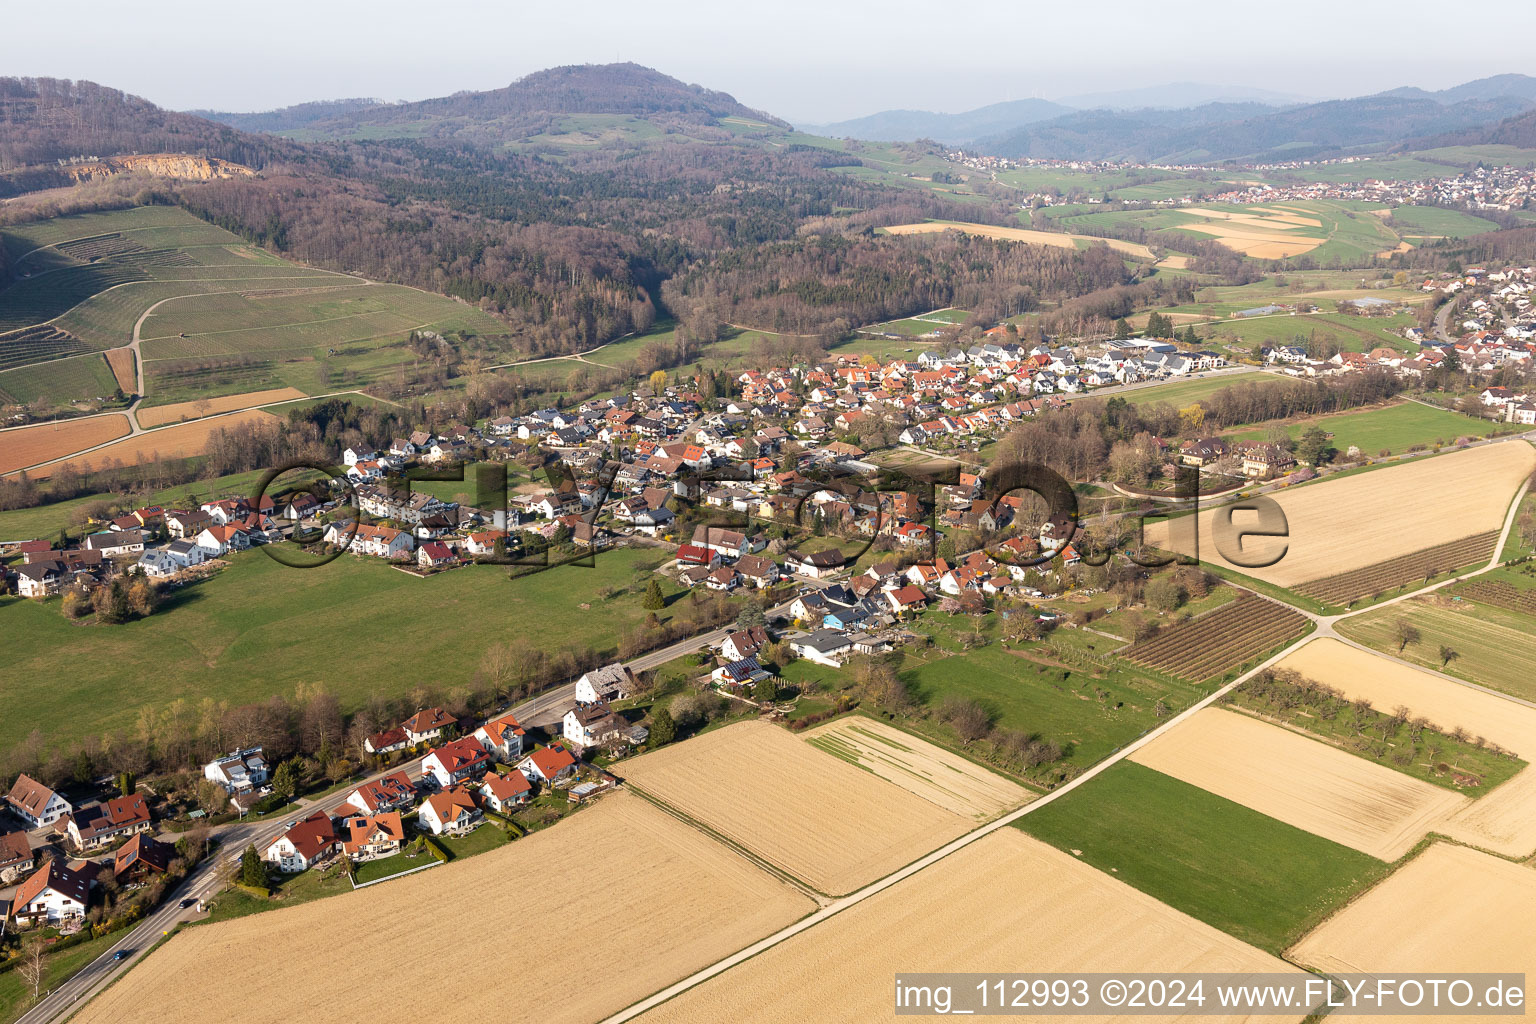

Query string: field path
[596,463,1536,1024]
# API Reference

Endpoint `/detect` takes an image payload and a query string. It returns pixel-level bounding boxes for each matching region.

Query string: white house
[345,771,417,816]
[418,786,481,835]
[420,737,491,789]
[516,746,578,786]
[562,702,628,750]
[789,629,853,667]
[400,707,455,747]
[5,774,72,828]
[574,664,635,705]
[9,860,92,927]
[264,811,337,872]
[472,713,527,762]
[478,771,532,813]
[203,748,269,794]
[195,525,251,558]
[82,530,145,558]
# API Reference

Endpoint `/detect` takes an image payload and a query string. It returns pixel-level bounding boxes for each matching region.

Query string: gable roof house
[67,793,152,851]
[113,833,175,884]
[345,771,417,816]
[340,813,406,861]
[0,830,36,884]
[8,859,94,927]
[562,702,630,750]
[473,713,528,762]
[575,663,636,705]
[421,736,492,789]
[401,707,455,747]
[419,785,482,835]
[265,811,338,872]
[516,745,579,786]
[6,774,72,828]
[478,770,533,813]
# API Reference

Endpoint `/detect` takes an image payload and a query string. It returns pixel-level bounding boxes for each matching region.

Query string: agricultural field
[1224,401,1498,457]
[0,414,131,476]
[1292,531,1499,606]
[1122,594,1311,681]
[883,220,1155,260]
[70,791,813,1024]
[1144,441,1536,591]
[634,828,1306,1024]
[1200,309,1421,354]
[898,637,1211,773]
[1017,761,1391,953]
[1385,205,1501,238]
[1291,843,1536,982]
[803,716,1032,820]
[1336,594,1536,703]
[1128,707,1468,860]
[104,347,135,393]
[0,545,683,751]
[616,720,969,895]
[0,351,122,409]
[0,324,90,371]
[1117,370,1283,408]
[136,388,308,427]
[16,409,280,479]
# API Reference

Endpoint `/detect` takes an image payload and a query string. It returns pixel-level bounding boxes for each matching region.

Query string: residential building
[472,713,527,762]
[345,771,417,816]
[66,793,152,851]
[265,811,338,872]
[113,834,175,884]
[340,813,406,861]
[8,860,93,927]
[421,736,491,789]
[419,786,481,835]
[574,664,635,704]
[203,748,269,795]
[6,774,72,828]
[0,830,35,884]
[516,746,578,786]
[401,707,455,746]
[478,771,532,813]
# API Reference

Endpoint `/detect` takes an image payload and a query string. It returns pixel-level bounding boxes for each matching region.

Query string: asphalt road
[16,572,832,1024]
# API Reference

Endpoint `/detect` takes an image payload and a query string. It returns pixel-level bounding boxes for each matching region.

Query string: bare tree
[17,933,47,1003]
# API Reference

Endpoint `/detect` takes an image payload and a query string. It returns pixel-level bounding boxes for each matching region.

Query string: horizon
[2,0,1532,123]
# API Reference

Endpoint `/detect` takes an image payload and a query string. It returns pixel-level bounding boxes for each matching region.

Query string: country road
[14,569,833,1024]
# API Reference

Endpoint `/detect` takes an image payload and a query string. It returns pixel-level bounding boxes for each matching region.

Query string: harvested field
[1292,531,1498,605]
[636,829,1305,1024]
[1336,597,1536,702]
[70,791,812,1024]
[804,717,1033,820]
[1122,593,1310,681]
[1144,443,1536,589]
[1291,843,1536,1017]
[15,409,277,479]
[1169,207,1326,258]
[1276,639,1536,756]
[1129,707,1468,860]
[0,414,131,475]
[884,220,1155,260]
[104,347,135,394]
[617,720,969,895]
[137,387,307,427]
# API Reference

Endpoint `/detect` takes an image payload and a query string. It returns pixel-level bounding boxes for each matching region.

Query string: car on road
[112,950,131,962]
[179,897,198,909]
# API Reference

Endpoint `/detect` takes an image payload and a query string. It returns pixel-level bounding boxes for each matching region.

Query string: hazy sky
[5,0,1534,123]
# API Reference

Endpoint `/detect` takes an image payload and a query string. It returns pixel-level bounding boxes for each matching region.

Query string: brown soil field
[1144,443,1536,588]
[884,221,1155,260]
[1170,209,1325,258]
[804,717,1033,820]
[1291,843,1536,1022]
[617,720,969,895]
[70,791,812,1024]
[0,414,131,476]
[1157,256,1193,270]
[637,829,1305,1024]
[103,348,135,394]
[1276,639,1536,856]
[1277,639,1536,755]
[1129,707,1467,860]
[20,409,279,479]
[137,387,307,427]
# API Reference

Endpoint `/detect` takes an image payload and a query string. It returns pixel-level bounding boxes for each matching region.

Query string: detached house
[203,748,269,795]
[421,737,491,789]
[516,746,578,786]
[113,834,175,885]
[401,707,455,747]
[6,774,72,828]
[575,664,635,704]
[562,702,629,750]
[478,771,532,813]
[265,811,338,872]
[345,771,417,816]
[419,786,481,835]
[340,813,406,861]
[472,713,527,762]
[67,793,152,851]
[0,830,36,884]
[8,860,93,927]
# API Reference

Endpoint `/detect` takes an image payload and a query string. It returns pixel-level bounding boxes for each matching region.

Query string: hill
[270,63,788,143]
[0,77,292,175]
[1380,74,1536,105]
[1406,106,1536,152]
[976,94,1536,162]
[800,98,1071,146]
[189,97,384,133]
[1057,81,1310,110]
